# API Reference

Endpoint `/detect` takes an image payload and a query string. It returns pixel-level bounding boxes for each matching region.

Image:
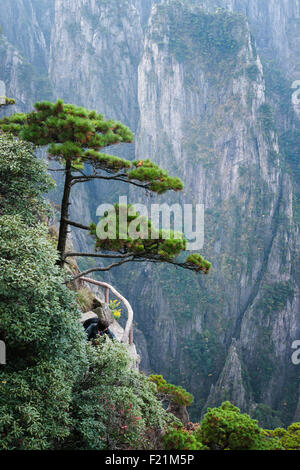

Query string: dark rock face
[1,0,299,426]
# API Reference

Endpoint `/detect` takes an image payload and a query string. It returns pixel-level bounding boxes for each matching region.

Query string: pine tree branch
[64,219,91,231]
[67,257,134,282]
[70,173,152,190]
[64,252,134,259]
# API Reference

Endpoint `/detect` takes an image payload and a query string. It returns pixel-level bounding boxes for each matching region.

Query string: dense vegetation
[0,133,173,449]
[0,134,87,449]
[163,402,300,450]
[1,132,299,450]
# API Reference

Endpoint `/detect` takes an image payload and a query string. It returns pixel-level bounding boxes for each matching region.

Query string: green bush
[65,338,174,450]
[199,402,283,450]
[0,134,54,224]
[266,423,300,450]
[149,374,193,406]
[0,216,87,449]
[163,424,207,450]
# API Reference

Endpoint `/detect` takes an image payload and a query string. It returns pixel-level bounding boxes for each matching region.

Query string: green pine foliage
[90,203,187,258]
[265,423,300,450]
[129,159,183,194]
[91,204,211,273]
[199,402,282,450]
[0,99,208,270]
[163,424,208,450]
[164,402,284,451]
[0,97,15,108]
[0,100,183,194]
[149,375,193,406]
[185,254,212,274]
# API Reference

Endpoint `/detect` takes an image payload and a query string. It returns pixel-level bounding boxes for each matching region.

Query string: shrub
[149,374,193,406]
[0,216,87,449]
[199,402,282,450]
[0,134,54,224]
[65,338,175,450]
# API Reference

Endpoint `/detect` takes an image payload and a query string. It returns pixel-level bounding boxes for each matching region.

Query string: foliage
[199,402,283,450]
[109,299,122,319]
[185,254,211,274]
[0,100,182,194]
[0,216,87,449]
[163,423,207,450]
[152,2,246,65]
[64,338,175,450]
[90,204,211,273]
[0,97,15,108]
[0,134,54,224]
[0,100,212,276]
[149,375,193,406]
[163,402,287,451]
[266,423,300,450]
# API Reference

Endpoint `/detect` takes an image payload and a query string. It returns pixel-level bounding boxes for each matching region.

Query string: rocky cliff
[0,0,299,426]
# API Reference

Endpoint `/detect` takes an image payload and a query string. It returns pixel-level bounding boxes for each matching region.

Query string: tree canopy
[0,99,211,277]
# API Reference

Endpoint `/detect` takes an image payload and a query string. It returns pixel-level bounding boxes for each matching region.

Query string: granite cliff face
[0,0,299,425]
[131,2,300,423]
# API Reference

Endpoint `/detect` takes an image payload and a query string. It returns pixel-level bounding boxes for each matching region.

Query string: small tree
[0,97,15,109]
[150,374,194,426]
[199,402,282,450]
[0,100,211,277]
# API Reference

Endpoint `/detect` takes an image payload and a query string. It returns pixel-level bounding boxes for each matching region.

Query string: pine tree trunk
[57,159,72,267]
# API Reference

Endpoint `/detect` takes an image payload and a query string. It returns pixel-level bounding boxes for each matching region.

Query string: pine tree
[0,97,15,108]
[0,100,211,277]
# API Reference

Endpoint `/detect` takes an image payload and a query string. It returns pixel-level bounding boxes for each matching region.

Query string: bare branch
[70,173,152,190]
[48,168,66,172]
[64,252,134,259]
[67,257,134,282]
[64,219,91,231]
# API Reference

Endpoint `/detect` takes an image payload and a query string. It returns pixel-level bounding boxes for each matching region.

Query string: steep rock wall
[1,0,300,425]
